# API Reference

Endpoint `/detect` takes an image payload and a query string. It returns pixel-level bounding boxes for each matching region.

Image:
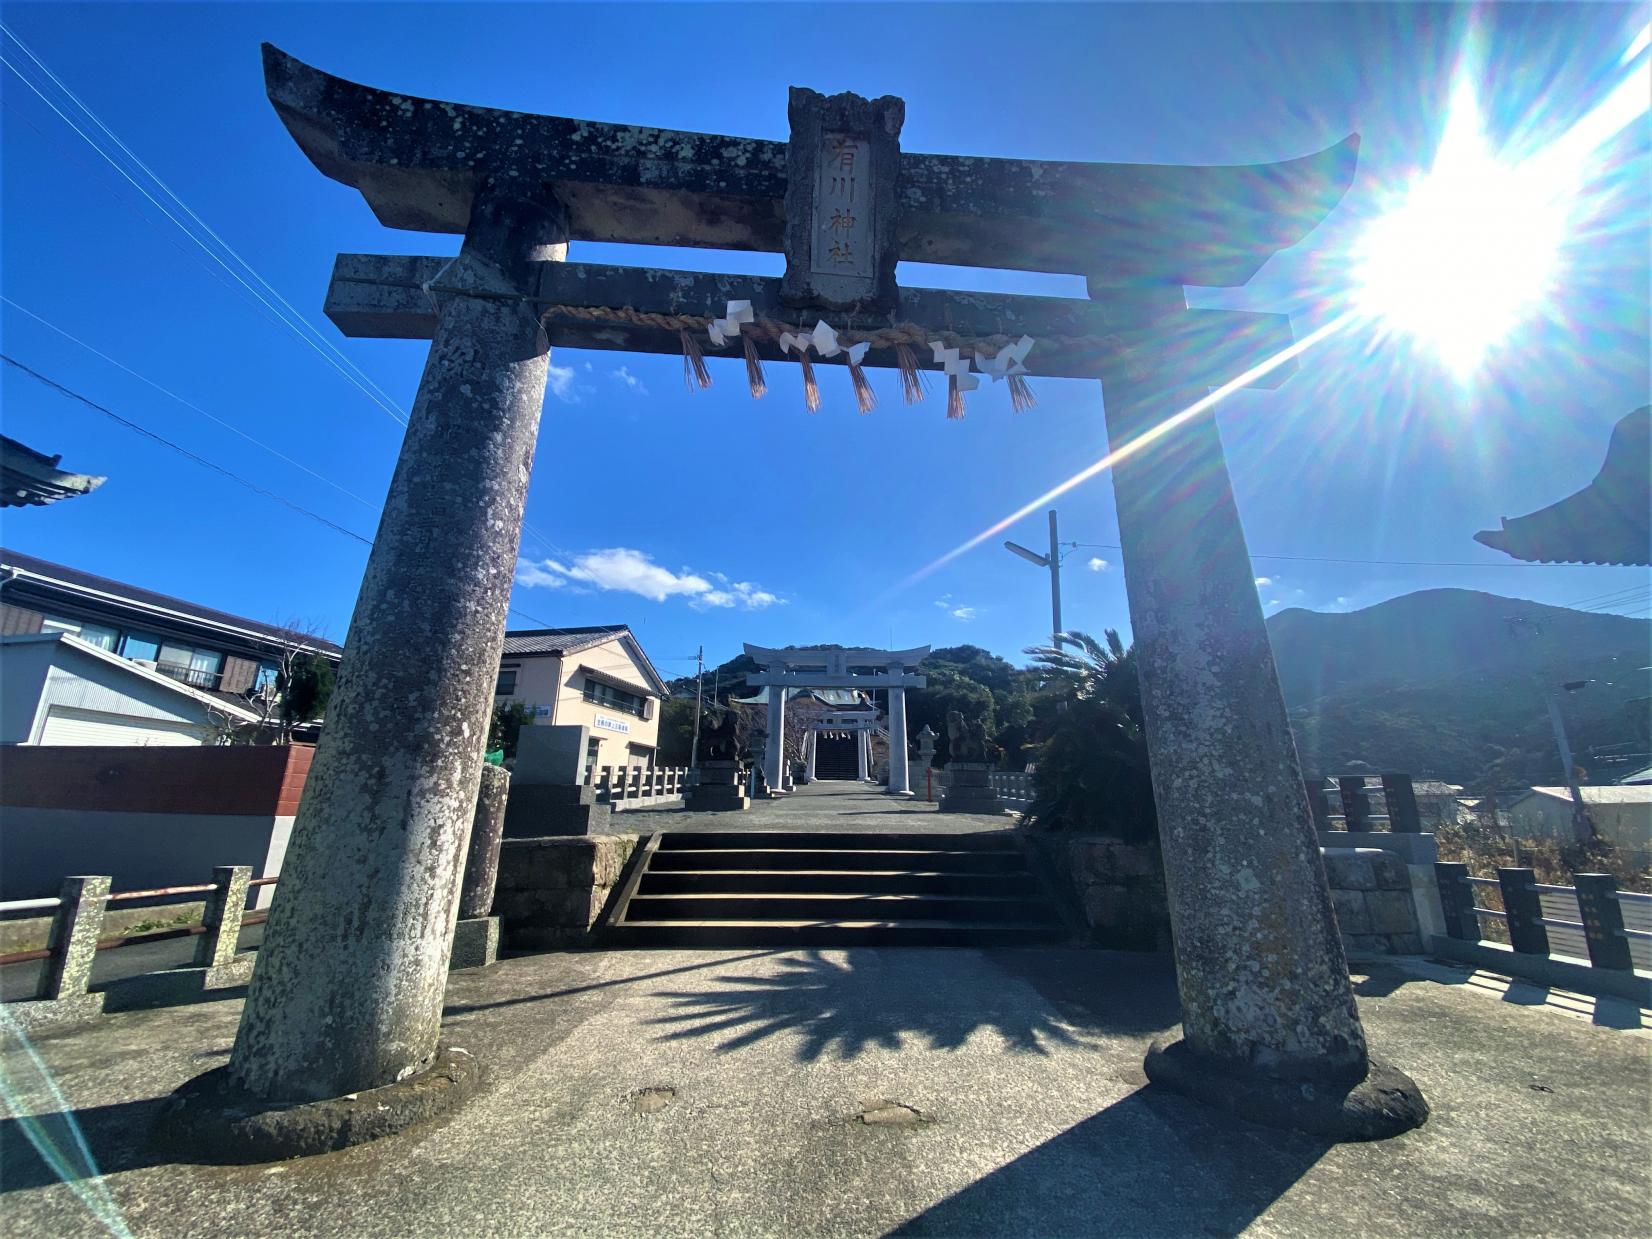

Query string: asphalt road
[0,922,265,1003]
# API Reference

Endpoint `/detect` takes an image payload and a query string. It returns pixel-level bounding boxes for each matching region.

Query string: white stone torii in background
[742,645,928,796]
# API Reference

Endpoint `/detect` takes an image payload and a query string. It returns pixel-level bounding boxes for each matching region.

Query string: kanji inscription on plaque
[812,134,873,280]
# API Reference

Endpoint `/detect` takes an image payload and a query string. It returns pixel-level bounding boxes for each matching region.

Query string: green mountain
[1266,589,1651,790]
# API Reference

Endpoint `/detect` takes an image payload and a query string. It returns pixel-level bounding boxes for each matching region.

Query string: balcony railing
[152,661,222,690]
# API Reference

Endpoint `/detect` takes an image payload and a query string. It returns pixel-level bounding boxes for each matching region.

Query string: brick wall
[0,744,314,816]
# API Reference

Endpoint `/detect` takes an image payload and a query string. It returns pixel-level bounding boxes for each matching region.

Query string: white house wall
[3,639,226,745]
[0,639,52,743]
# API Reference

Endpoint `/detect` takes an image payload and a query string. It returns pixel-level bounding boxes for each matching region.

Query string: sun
[1352,80,1572,380]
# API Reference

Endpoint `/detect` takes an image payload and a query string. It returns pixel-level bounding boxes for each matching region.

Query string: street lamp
[1004,509,1064,649]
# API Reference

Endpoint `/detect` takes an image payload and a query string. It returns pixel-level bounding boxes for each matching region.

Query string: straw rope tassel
[799,352,821,413]
[680,330,712,390]
[742,336,768,399]
[895,343,927,404]
[947,374,967,420]
[1008,373,1037,412]
[848,358,877,414]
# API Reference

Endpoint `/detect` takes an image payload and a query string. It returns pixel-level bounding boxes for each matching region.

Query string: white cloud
[1266,598,1281,608]
[1087,557,1109,572]
[546,364,581,402]
[1254,576,1274,587]
[612,365,647,395]
[950,606,976,621]
[1336,595,1351,605]
[514,559,566,589]
[515,549,781,610]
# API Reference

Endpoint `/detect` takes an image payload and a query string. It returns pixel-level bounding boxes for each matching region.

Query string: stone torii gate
[743,645,927,795]
[185,45,1423,1150]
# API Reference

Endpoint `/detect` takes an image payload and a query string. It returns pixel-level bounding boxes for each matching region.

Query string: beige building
[1501,785,1652,863]
[495,626,667,774]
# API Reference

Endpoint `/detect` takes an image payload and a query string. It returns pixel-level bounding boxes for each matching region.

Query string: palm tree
[1020,629,1157,840]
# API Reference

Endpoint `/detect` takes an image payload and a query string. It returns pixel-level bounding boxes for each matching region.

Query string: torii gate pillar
[1092,283,1427,1138]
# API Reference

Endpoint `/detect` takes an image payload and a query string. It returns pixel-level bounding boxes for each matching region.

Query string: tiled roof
[501,626,628,656]
[1474,407,1650,566]
[0,548,343,656]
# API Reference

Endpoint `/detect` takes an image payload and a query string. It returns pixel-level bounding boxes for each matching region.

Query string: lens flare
[1353,33,1649,380]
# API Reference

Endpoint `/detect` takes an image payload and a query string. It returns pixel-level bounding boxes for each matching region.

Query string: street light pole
[1549,680,1594,840]
[1004,508,1065,649]
[1048,509,1063,649]
[689,645,704,770]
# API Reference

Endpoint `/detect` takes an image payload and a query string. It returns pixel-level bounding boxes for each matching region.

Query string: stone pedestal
[459,766,509,917]
[937,763,1006,815]
[686,761,750,812]
[449,917,499,970]
[503,783,615,836]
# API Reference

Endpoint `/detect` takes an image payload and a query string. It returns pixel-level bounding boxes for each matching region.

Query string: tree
[906,667,996,766]
[487,700,538,762]
[656,696,696,766]
[278,653,336,735]
[1019,629,1157,841]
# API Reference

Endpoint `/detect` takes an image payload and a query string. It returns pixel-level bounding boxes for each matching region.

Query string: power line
[0,27,409,430]
[2,35,572,570]
[3,296,379,511]
[4,354,373,545]
[4,353,605,640]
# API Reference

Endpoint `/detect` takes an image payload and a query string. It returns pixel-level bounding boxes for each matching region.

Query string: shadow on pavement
[0,1095,173,1195]
[645,948,1182,1061]
[888,1083,1330,1237]
[1353,960,1646,1029]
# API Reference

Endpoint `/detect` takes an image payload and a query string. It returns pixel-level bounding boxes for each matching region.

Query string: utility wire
[4,355,373,545]
[3,297,379,511]
[0,28,409,429]
[4,354,601,639]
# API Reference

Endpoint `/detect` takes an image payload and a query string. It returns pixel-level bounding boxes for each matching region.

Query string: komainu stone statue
[945,709,999,764]
[701,708,740,762]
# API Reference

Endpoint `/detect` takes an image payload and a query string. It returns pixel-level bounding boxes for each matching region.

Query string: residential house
[0,548,341,741]
[495,626,667,774]
[1500,784,1652,863]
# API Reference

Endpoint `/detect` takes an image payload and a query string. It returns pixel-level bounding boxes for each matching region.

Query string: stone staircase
[811,736,859,781]
[605,830,1068,947]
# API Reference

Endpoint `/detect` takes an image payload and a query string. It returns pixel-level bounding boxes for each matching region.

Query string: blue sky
[2,2,1646,678]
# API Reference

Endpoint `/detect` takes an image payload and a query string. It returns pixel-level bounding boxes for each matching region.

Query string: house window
[155,642,225,689]
[496,667,519,696]
[121,632,161,661]
[41,615,119,651]
[583,676,647,718]
[253,662,280,694]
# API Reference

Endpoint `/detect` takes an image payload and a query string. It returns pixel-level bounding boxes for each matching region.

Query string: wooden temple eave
[323,253,1299,388]
[264,44,1357,285]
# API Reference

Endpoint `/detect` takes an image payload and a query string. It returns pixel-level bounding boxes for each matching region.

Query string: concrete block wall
[493,835,638,949]
[1321,848,1424,955]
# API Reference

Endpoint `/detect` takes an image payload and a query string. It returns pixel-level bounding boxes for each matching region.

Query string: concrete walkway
[629,778,1015,834]
[2,947,1647,1237]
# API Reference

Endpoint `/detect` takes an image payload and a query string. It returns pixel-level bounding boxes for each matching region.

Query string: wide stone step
[608,919,1067,948]
[647,848,1029,874]
[638,869,1039,896]
[654,830,1019,852]
[624,892,1059,924]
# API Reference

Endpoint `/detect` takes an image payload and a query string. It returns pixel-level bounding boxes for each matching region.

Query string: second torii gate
[743,645,927,795]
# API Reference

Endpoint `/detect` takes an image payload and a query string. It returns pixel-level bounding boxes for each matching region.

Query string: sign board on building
[593,714,630,735]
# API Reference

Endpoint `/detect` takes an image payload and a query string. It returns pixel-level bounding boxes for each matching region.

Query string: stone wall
[1023,833,1172,951]
[1321,848,1424,956]
[493,835,638,949]
[1026,833,1424,957]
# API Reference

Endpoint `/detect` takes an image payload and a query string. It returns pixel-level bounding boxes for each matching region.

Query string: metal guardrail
[1435,863,1651,972]
[0,897,63,914]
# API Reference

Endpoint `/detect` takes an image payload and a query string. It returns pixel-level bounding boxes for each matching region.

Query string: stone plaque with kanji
[783,88,904,312]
